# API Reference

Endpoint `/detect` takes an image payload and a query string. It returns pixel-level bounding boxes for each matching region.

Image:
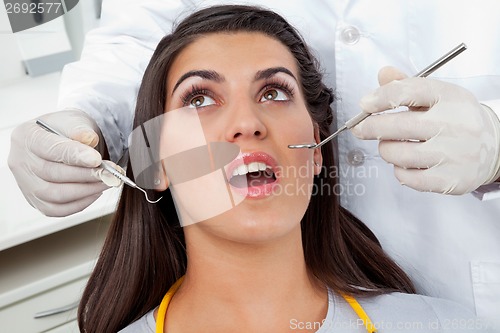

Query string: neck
[163,224,327,332]
[186,224,316,298]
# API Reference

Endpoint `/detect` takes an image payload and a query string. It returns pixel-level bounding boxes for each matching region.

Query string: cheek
[284,106,315,143]
[277,144,316,204]
[272,106,316,177]
[279,110,316,165]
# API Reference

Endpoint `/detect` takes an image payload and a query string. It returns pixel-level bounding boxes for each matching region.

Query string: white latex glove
[351,67,500,194]
[8,110,113,217]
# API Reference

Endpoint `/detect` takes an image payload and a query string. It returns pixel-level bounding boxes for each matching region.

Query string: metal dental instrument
[288,42,468,149]
[36,119,162,204]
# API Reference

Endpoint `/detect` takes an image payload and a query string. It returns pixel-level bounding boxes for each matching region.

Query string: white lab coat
[58,0,500,325]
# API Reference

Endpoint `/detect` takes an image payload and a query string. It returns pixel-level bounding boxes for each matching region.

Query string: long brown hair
[78,5,415,332]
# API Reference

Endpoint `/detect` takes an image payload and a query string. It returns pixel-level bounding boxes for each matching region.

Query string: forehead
[167,32,300,83]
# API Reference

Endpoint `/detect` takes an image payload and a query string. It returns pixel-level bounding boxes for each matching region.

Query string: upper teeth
[232,162,271,177]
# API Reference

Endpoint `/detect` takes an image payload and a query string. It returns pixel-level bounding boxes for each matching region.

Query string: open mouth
[226,152,279,198]
[229,161,277,188]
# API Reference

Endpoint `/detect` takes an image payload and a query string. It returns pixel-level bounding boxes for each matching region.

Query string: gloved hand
[8,109,113,217]
[351,66,500,195]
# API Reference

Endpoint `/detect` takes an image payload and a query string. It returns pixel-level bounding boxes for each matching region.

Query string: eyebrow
[255,67,297,82]
[171,66,297,95]
[172,70,225,94]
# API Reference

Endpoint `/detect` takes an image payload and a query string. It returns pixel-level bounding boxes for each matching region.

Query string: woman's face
[164,32,322,243]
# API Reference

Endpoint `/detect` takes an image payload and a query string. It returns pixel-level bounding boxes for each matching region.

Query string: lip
[225,151,279,199]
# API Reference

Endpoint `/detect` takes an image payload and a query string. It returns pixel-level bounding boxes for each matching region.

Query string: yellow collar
[155,276,376,333]
[156,276,184,333]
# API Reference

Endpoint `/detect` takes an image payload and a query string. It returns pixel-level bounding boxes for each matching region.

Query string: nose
[224,102,268,143]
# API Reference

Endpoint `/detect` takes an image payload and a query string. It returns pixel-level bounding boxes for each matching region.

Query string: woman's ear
[154,160,170,191]
[313,125,323,175]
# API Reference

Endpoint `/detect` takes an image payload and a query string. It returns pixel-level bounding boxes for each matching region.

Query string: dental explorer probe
[35,120,162,204]
[288,42,468,149]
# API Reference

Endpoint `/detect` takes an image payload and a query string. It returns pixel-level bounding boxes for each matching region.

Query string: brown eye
[190,96,205,107]
[189,95,216,108]
[264,90,278,100]
[260,88,288,102]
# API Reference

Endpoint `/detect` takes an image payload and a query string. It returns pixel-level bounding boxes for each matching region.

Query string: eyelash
[179,79,296,106]
[260,79,295,100]
[180,84,215,107]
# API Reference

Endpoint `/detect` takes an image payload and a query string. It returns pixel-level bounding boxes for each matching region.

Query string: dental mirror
[288,42,467,150]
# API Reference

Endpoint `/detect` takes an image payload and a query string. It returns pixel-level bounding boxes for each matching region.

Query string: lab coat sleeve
[472,99,500,200]
[482,100,500,121]
[57,0,197,162]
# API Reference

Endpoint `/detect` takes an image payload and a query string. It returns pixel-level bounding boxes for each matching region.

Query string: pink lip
[225,151,279,199]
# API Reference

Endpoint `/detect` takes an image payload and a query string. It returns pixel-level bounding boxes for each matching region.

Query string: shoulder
[360,292,473,314]
[335,292,494,332]
[118,309,156,333]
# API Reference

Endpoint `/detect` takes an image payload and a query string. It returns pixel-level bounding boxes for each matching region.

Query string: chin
[196,199,307,245]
